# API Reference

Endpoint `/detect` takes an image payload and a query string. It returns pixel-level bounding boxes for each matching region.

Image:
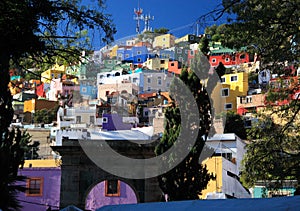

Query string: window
[221,77,226,83]
[158,76,162,86]
[171,63,175,66]
[160,60,165,64]
[147,78,151,83]
[239,54,246,59]
[76,116,81,123]
[90,116,95,124]
[125,54,129,58]
[102,117,108,123]
[225,57,230,62]
[105,180,120,197]
[107,60,112,64]
[225,103,232,110]
[230,75,238,82]
[26,178,43,196]
[137,51,142,55]
[190,50,194,56]
[221,88,229,97]
[133,77,138,83]
[177,49,182,53]
[212,58,217,63]
[81,87,87,93]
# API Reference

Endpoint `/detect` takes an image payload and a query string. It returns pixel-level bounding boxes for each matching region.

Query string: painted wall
[85,181,138,211]
[218,72,249,112]
[153,34,175,49]
[102,113,133,131]
[253,186,296,198]
[17,167,61,211]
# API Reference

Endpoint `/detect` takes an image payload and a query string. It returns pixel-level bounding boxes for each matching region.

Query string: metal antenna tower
[133,0,143,34]
[142,14,154,32]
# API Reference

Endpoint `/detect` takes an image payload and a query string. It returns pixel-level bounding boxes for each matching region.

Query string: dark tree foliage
[155,66,216,201]
[215,62,226,78]
[0,129,32,210]
[0,0,116,210]
[153,28,170,34]
[220,0,299,70]
[223,111,247,140]
[241,112,300,193]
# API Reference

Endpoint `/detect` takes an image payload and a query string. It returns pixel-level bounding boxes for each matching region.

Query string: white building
[201,133,251,199]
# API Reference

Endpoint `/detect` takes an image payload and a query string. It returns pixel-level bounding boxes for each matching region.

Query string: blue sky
[87,0,226,48]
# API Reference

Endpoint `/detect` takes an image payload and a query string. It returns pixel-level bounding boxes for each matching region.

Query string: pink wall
[85,181,137,211]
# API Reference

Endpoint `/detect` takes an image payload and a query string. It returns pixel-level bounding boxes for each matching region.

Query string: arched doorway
[85,180,138,211]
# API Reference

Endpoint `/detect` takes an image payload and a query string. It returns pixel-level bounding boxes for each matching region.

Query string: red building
[209,51,250,67]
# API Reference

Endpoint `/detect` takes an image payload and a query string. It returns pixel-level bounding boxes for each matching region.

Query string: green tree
[218,0,299,71]
[155,59,218,200]
[0,1,115,209]
[223,111,247,140]
[0,129,32,210]
[153,27,170,34]
[240,110,300,193]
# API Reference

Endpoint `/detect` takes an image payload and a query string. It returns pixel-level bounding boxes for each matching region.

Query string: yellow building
[200,133,250,199]
[41,64,66,83]
[175,34,200,44]
[109,45,119,58]
[212,71,249,114]
[143,58,169,70]
[201,156,223,198]
[153,34,175,49]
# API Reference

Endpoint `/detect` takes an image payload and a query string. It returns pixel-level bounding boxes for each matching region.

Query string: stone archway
[85,180,138,211]
[52,139,162,210]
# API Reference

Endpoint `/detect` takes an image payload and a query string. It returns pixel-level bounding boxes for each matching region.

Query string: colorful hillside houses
[209,42,250,68]
[117,46,156,67]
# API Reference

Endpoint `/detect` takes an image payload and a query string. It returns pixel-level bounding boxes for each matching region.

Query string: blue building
[159,49,175,60]
[117,46,156,66]
[80,80,98,99]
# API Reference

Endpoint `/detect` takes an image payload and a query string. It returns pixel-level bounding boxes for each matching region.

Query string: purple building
[102,113,133,131]
[17,167,61,211]
[85,180,137,211]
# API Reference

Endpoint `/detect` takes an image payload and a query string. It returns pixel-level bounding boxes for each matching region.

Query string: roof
[207,133,237,141]
[23,159,58,168]
[97,196,300,211]
[89,130,151,141]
